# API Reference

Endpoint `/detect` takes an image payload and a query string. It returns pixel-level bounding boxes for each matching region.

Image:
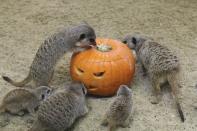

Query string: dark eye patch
[132,37,137,45]
[79,34,86,40]
[89,38,95,43]
[41,94,45,100]
[47,89,51,94]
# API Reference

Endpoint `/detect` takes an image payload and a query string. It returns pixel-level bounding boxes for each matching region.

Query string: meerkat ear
[81,83,87,95]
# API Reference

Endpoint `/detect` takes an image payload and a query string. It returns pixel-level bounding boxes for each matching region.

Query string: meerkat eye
[47,89,51,94]
[132,37,137,45]
[41,94,45,100]
[79,34,86,40]
[89,38,95,43]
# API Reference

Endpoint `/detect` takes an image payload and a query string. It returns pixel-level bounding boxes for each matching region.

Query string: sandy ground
[0,0,197,130]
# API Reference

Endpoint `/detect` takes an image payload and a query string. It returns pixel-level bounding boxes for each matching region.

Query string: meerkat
[101,85,132,131]
[2,22,96,87]
[28,82,88,131]
[122,33,185,122]
[0,86,52,116]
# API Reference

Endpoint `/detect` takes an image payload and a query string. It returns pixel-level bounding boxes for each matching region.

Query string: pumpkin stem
[96,44,112,52]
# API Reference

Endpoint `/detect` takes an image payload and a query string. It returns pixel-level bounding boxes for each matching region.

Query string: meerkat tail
[175,98,185,122]
[2,73,32,87]
[167,73,185,122]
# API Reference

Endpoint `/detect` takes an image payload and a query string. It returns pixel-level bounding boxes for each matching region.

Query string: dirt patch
[0,0,197,130]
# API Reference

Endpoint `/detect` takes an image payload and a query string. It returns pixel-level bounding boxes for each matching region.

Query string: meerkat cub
[122,33,185,122]
[0,86,52,116]
[102,85,132,131]
[2,22,96,87]
[28,82,88,131]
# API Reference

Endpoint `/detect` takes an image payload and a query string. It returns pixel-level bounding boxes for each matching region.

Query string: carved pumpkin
[70,38,135,96]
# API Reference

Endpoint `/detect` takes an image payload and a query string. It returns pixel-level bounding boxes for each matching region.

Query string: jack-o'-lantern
[70,38,135,96]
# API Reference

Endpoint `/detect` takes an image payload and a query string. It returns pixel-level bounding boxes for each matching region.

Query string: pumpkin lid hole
[93,71,105,77]
[96,44,112,52]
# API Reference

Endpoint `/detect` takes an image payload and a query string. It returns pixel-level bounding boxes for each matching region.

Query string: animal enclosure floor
[0,0,197,131]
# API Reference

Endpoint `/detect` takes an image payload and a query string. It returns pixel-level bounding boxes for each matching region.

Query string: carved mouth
[87,85,98,91]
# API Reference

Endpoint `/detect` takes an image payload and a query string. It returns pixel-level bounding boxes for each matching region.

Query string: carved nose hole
[75,67,84,75]
[93,71,105,78]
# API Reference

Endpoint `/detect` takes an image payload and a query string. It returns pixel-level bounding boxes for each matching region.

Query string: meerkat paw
[120,120,130,128]
[150,96,160,104]
[0,113,10,127]
[101,118,108,126]
[27,108,36,115]
[25,117,35,124]
[17,111,25,116]
[29,112,37,118]
[0,119,10,127]
[80,106,89,116]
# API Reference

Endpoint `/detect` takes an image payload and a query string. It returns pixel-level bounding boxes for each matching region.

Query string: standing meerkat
[28,82,88,131]
[2,23,96,87]
[122,33,185,122]
[101,85,132,131]
[0,86,52,116]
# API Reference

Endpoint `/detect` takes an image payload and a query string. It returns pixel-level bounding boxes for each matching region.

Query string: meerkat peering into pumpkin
[2,22,96,87]
[122,33,185,122]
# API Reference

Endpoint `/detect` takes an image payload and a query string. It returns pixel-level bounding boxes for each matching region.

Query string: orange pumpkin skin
[70,38,135,96]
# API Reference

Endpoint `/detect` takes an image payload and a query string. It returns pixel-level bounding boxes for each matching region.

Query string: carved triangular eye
[75,67,84,75]
[122,40,127,44]
[77,68,84,73]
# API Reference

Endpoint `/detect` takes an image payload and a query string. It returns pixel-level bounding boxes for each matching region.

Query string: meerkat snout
[122,35,137,49]
[67,82,87,96]
[117,85,132,96]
